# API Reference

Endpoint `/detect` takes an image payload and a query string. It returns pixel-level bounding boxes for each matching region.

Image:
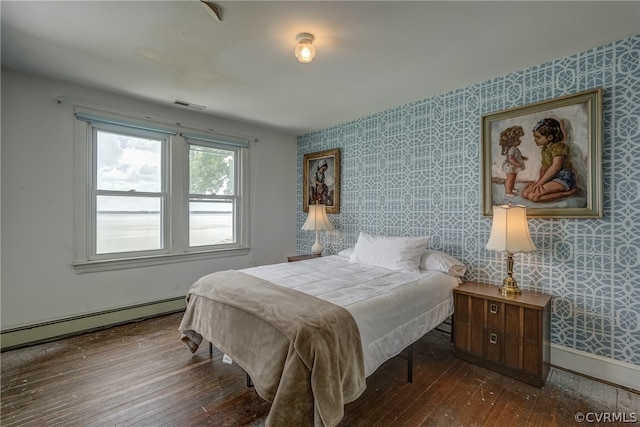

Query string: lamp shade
[301,204,334,231]
[486,204,536,253]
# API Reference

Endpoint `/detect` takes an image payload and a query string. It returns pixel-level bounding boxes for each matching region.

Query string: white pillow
[349,232,429,272]
[337,247,354,258]
[419,249,466,277]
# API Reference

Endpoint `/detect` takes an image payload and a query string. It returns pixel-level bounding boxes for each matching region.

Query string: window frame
[72,109,250,273]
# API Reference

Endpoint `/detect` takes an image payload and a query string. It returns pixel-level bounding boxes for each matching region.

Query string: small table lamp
[486,203,536,295]
[301,203,334,256]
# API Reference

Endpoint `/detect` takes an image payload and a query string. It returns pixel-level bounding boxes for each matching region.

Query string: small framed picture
[481,88,603,218]
[303,148,341,214]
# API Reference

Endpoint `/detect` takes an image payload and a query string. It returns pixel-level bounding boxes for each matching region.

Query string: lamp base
[311,241,324,256]
[499,277,522,296]
[498,252,522,296]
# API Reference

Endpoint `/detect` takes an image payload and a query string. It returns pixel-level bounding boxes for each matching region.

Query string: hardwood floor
[2,312,638,426]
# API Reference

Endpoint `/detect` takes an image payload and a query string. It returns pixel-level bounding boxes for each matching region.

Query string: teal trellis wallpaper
[297,35,640,365]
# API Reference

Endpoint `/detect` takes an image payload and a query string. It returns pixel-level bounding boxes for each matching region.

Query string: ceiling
[2,1,639,136]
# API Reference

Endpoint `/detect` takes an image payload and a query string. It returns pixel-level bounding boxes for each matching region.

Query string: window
[93,127,167,256]
[187,141,239,249]
[73,110,250,272]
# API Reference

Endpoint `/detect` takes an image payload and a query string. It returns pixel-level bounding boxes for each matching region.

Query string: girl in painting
[312,159,331,204]
[499,125,527,197]
[522,118,578,202]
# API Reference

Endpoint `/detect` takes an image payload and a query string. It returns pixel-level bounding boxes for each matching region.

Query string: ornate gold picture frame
[303,148,341,214]
[481,88,603,218]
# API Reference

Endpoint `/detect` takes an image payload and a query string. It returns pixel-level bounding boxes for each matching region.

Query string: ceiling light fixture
[294,33,316,63]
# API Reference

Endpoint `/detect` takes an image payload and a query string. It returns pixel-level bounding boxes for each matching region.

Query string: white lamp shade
[486,204,536,253]
[301,204,334,231]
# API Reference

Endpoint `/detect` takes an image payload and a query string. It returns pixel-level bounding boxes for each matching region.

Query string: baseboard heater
[1,297,186,351]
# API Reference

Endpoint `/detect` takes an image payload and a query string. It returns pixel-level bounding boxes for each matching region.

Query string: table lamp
[486,203,536,295]
[301,203,334,256]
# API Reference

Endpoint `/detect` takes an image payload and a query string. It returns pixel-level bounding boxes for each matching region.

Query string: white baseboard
[551,343,640,392]
[1,297,186,351]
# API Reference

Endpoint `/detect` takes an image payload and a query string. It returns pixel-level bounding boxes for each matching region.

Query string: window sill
[73,247,251,274]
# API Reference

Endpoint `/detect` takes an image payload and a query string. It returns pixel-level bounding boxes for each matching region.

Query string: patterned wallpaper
[297,35,640,365]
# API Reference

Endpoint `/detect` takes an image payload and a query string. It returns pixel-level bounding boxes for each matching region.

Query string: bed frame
[181,260,458,426]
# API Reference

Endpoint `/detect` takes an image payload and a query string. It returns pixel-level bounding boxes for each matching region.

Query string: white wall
[1,69,298,330]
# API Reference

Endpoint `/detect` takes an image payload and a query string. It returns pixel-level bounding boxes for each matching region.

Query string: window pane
[96,130,162,192]
[189,201,234,247]
[96,196,162,254]
[189,145,235,196]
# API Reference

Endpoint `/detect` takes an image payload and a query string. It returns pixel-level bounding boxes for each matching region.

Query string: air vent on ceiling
[174,100,206,110]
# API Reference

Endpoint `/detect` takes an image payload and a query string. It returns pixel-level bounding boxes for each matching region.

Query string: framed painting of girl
[303,148,341,214]
[481,88,603,218]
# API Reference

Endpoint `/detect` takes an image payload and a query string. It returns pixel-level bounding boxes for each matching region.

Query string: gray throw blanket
[179,270,366,427]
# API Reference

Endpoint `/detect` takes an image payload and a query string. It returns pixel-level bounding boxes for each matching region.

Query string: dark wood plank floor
[2,313,638,426]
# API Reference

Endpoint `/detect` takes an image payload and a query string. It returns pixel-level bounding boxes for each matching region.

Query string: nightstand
[286,254,320,262]
[453,281,551,387]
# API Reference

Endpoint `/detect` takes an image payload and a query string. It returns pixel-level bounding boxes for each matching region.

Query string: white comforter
[242,255,458,377]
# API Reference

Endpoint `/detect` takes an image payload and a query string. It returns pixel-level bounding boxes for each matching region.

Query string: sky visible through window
[96,130,162,211]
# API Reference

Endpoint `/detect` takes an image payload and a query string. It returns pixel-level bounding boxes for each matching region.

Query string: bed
[179,233,466,427]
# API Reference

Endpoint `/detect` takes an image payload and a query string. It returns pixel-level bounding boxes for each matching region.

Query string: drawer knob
[490,303,498,314]
[489,333,498,344]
